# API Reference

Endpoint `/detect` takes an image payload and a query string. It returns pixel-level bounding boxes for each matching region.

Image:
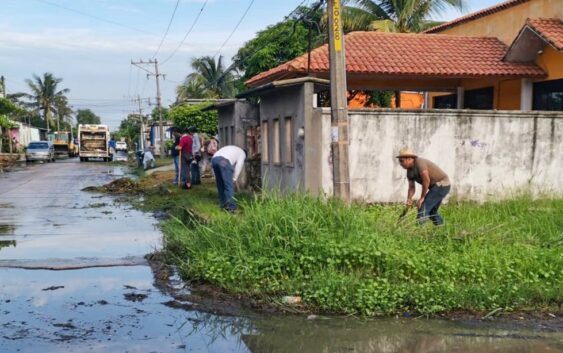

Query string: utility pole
[131,59,166,157]
[327,0,350,203]
[132,95,152,151]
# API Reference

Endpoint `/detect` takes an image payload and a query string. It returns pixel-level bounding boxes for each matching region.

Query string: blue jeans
[212,157,235,211]
[173,155,179,183]
[417,185,451,225]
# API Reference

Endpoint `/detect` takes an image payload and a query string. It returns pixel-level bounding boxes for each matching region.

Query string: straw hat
[395,147,417,158]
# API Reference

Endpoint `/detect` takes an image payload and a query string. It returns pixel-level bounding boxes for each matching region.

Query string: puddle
[1,266,561,353]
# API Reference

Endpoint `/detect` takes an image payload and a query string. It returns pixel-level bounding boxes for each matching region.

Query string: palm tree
[176,56,235,101]
[54,95,74,131]
[343,0,465,33]
[25,73,70,132]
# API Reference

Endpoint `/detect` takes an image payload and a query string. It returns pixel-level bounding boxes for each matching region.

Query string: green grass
[139,180,562,316]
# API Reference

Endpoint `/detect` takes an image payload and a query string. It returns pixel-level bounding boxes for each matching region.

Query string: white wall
[316,109,562,202]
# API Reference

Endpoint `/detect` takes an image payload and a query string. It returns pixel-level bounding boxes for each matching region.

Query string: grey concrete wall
[260,84,312,192]
[217,101,259,187]
[340,109,563,203]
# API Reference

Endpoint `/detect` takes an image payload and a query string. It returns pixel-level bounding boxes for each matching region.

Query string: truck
[78,124,111,162]
[48,131,77,158]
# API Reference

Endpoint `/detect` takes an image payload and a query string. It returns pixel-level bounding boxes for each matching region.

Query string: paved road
[0,158,159,268]
[0,159,250,353]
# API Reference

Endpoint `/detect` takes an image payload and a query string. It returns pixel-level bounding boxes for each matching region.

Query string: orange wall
[348,91,424,108]
[436,0,562,45]
[536,46,563,81]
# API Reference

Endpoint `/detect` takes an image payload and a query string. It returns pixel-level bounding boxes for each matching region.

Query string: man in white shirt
[211,145,246,212]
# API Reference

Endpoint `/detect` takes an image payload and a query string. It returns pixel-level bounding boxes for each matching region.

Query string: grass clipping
[83,178,141,194]
[162,193,563,316]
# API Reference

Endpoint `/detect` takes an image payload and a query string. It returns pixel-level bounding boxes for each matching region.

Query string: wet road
[1,159,562,353]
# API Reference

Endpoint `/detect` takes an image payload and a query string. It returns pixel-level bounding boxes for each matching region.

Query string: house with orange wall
[245,0,561,112]
[425,0,562,111]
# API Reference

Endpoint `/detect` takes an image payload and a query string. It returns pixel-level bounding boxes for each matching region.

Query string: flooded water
[1,159,562,353]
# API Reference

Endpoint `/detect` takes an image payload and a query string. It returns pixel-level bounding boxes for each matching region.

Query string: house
[221,0,563,202]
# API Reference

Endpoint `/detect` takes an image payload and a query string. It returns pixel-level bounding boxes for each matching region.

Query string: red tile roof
[245,31,545,88]
[527,18,563,50]
[425,0,531,33]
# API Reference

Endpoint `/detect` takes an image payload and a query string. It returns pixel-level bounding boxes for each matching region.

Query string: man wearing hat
[397,148,451,225]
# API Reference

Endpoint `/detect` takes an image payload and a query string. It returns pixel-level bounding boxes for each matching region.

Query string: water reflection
[0,239,16,250]
[0,223,16,234]
[237,317,562,353]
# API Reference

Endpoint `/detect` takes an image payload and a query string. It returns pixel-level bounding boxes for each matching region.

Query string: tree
[54,95,74,131]
[25,73,70,132]
[76,109,101,125]
[233,4,324,82]
[168,103,218,136]
[115,114,142,149]
[176,56,236,102]
[344,0,465,33]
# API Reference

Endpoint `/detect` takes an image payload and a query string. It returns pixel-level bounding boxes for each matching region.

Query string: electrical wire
[160,0,209,66]
[212,0,256,59]
[152,0,181,59]
[35,0,153,35]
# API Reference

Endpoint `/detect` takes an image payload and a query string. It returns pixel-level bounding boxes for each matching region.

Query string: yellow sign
[332,0,342,52]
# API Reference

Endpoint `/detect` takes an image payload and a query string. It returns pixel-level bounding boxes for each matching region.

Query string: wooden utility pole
[131,59,166,157]
[327,0,350,203]
[132,95,145,150]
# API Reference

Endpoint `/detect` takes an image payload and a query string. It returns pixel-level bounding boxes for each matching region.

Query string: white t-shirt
[212,145,246,181]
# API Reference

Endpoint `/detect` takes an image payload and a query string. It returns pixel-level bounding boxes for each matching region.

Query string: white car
[115,141,127,151]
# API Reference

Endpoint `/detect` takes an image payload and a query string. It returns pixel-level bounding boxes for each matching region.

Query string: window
[273,119,280,164]
[284,117,293,165]
[230,126,235,146]
[261,121,269,163]
[533,79,563,111]
[464,87,493,109]
[433,94,456,109]
[433,87,494,109]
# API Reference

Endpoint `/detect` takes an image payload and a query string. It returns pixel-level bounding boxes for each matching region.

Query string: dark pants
[212,156,235,211]
[417,185,451,225]
[191,159,201,185]
[180,154,192,186]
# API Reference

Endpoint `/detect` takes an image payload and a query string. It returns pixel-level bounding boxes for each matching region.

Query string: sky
[1,0,500,131]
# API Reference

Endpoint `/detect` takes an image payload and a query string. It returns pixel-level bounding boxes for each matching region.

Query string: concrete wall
[260,83,313,192]
[339,109,563,203]
[217,101,258,148]
[217,100,259,188]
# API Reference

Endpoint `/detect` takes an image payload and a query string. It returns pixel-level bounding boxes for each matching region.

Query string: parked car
[115,141,128,151]
[26,141,55,162]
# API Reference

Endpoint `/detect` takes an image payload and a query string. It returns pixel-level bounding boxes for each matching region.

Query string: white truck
[78,124,111,162]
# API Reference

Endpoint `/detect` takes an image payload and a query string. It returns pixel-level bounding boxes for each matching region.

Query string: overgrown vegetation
[159,189,562,316]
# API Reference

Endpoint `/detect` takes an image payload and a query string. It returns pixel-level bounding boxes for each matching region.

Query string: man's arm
[232,153,246,182]
[417,169,430,209]
[407,180,415,206]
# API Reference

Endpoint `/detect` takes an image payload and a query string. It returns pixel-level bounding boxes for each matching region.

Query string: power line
[198,0,312,93]
[160,0,210,65]
[152,0,181,59]
[212,0,256,59]
[35,0,153,35]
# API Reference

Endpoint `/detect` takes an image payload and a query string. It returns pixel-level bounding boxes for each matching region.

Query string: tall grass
[162,192,563,315]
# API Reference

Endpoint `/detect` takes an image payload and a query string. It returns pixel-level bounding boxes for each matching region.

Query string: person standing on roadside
[211,145,246,212]
[396,148,451,225]
[176,128,193,190]
[189,127,202,185]
[170,128,181,184]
